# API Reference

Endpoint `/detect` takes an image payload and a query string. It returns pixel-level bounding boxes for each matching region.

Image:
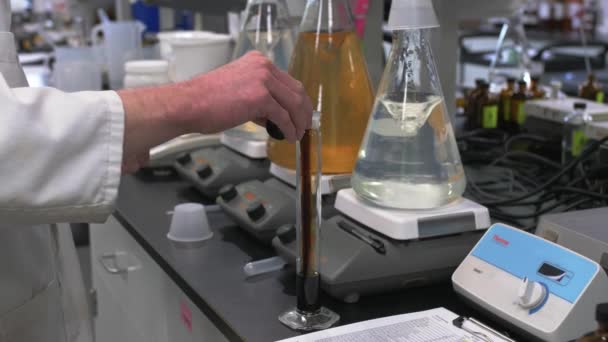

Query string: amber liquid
[297,130,320,312]
[267,30,374,173]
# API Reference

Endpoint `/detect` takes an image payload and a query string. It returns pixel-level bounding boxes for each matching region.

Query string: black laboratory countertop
[114,174,514,342]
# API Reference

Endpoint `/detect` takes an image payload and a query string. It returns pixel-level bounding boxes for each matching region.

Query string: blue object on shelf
[132,1,160,33]
[174,10,195,30]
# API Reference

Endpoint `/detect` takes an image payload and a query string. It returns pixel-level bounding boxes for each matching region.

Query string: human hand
[179,51,313,142]
[118,51,313,173]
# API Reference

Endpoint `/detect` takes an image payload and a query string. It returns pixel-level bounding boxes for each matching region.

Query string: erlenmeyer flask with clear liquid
[224,0,296,142]
[352,19,466,209]
[267,0,375,173]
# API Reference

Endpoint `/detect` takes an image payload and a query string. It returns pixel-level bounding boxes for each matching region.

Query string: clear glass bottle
[577,303,608,342]
[224,0,297,142]
[562,102,592,164]
[267,0,375,173]
[351,27,466,209]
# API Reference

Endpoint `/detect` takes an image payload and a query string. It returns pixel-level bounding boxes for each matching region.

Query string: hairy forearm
[119,83,192,150]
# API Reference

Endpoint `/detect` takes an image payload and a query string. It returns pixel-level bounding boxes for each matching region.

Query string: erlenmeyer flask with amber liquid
[351,3,466,210]
[224,0,296,142]
[267,0,374,174]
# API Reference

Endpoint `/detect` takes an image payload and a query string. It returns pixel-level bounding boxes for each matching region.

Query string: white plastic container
[91,20,146,89]
[167,203,213,243]
[123,60,170,88]
[52,46,102,92]
[158,31,232,82]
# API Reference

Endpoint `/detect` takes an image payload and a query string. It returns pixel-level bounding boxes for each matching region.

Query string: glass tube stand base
[278,307,340,331]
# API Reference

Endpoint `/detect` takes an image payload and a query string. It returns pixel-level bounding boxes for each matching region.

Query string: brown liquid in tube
[296,122,322,313]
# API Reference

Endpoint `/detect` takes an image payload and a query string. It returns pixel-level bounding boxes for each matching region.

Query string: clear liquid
[352,96,466,209]
[233,28,295,71]
[380,95,442,137]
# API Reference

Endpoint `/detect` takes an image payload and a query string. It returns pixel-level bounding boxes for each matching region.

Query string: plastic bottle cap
[387,0,439,30]
[574,102,587,110]
[597,303,608,323]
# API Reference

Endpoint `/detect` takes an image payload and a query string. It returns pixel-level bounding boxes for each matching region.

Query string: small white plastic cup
[167,203,213,243]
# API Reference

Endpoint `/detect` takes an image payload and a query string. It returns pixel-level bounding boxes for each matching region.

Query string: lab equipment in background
[278,112,339,332]
[91,20,145,89]
[351,1,465,210]
[272,0,490,304]
[511,80,529,127]
[580,73,605,103]
[578,304,608,342]
[536,207,608,276]
[167,203,213,243]
[51,46,102,92]
[562,102,592,164]
[267,0,374,174]
[500,77,516,128]
[529,76,546,99]
[123,60,170,88]
[158,31,232,82]
[478,83,499,129]
[524,97,608,124]
[464,79,485,130]
[453,223,608,342]
[551,80,564,99]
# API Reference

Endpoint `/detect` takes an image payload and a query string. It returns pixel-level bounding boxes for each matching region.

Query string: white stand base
[220,133,267,159]
[335,188,491,241]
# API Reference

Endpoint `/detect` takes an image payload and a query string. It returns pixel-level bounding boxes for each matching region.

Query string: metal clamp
[99,251,141,274]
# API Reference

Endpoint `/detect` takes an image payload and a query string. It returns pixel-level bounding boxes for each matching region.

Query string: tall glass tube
[279,112,339,331]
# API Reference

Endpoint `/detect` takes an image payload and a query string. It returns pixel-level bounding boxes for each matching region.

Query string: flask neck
[300,0,355,32]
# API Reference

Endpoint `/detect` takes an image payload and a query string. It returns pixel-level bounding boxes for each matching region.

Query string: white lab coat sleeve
[0,75,125,225]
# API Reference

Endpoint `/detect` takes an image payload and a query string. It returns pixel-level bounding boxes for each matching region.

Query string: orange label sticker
[244,192,256,201]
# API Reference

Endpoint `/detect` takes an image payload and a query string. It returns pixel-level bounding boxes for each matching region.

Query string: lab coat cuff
[98,91,125,220]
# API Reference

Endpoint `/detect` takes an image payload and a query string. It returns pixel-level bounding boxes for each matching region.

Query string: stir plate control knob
[517,277,547,309]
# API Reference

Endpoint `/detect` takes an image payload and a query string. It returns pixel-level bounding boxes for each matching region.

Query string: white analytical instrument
[453,223,608,342]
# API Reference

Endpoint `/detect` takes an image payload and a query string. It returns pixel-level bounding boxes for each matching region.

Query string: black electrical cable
[490,151,563,170]
[488,195,585,220]
[481,137,608,206]
[504,133,550,152]
[550,187,608,201]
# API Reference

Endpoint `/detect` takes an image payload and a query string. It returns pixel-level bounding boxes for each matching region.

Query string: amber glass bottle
[499,78,516,128]
[580,73,604,103]
[511,80,528,126]
[578,303,608,342]
[477,83,498,129]
[530,76,546,99]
